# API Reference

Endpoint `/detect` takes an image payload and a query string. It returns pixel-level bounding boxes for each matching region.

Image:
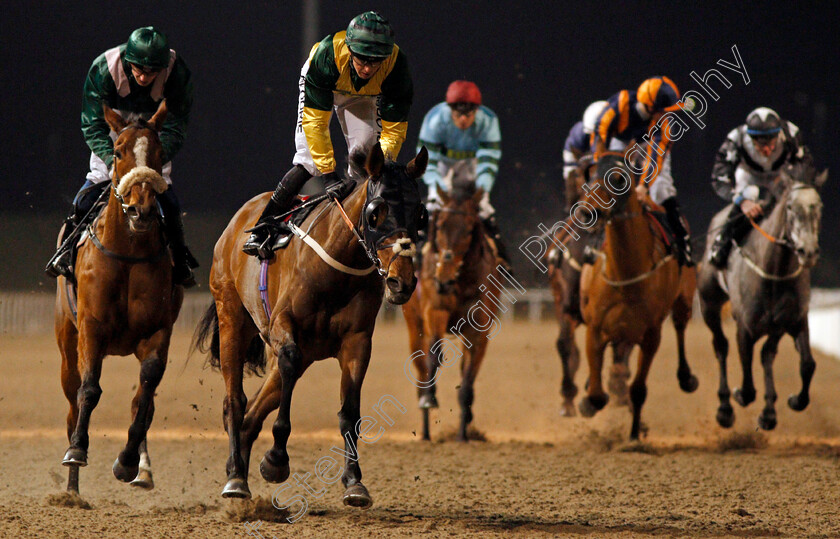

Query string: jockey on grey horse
[708,107,813,269]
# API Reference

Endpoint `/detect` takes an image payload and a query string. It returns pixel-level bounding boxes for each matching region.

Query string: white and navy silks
[563,121,589,181]
[417,102,501,220]
[712,120,811,204]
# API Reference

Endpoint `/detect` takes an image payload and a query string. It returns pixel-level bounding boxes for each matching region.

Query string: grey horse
[698,162,828,430]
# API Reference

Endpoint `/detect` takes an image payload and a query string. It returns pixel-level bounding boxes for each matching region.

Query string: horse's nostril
[386,277,402,291]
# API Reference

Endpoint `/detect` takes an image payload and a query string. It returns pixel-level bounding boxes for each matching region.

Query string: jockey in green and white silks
[417,80,511,267]
[244,11,414,259]
[47,27,197,286]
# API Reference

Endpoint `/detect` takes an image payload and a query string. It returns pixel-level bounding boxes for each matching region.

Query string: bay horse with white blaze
[402,181,500,441]
[578,153,698,440]
[698,162,827,430]
[193,144,427,507]
[56,100,182,494]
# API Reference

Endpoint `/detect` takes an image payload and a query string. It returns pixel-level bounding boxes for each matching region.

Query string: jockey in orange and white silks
[591,76,694,266]
[47,26,198,287]
[244,11,413,259]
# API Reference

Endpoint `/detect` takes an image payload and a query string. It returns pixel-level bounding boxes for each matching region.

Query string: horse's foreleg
[672,290,699,393]
[607,342,632,407]
[337,334,373,508]
[259,342,301,486]
[58,319,81,493]
[733,325,757,407]
[114,333,168,484]
[63,324,105,471]
[629,329,661,441]
[558,313,580,416]
[242,365,283,477]
[458,339,488,442]
[701,297,733,427]
[788,321,816,412]
[758,333,782,430]
[579,327,608,417]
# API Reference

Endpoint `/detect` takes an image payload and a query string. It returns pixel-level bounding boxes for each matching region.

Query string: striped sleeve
[642,116,672,185]
[302,36,340,173]
[379,49,412,159]
[475,108,501,192]
[417,104,445,189]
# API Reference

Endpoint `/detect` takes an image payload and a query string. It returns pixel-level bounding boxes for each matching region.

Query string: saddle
[261,180,356,253]
[643,207,677,254]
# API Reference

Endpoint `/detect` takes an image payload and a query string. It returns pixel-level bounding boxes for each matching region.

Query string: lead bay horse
[578,153,698,440]
[57,101,182,494]
[698,162,827,430]
[193,144,427,507]
[402,182,500,441]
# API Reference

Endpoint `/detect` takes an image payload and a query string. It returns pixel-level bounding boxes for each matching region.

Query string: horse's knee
[77,380,102,408]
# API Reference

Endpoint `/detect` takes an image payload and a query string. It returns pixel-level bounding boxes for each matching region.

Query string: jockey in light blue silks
[417,80,510,267]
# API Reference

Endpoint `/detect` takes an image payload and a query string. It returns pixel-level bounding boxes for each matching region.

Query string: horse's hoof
[260,455,290,483]
[788,394,809,411]
[222,477,251,499]
[130,468,154,490]
[112,458,139,483]
[559,402,577,417]
[418,394,438,409]
[716,405,735,428]
[578,395,607,418]
[733,387,755,407]
[757,411,777,431]
[343,483,373,508]
[62,448,88,467]
[679,374,699,393]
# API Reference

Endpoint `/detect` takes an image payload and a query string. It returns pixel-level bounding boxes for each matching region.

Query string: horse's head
[582,152,634,223]
[431,180,483,294]
[102,101,169,232]
[353,143,428,304]
[779,162,828,268]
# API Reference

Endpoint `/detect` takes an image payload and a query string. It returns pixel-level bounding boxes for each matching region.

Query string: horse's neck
[603,195,655,278]
[323,180,370,265]
[749,189,797,275]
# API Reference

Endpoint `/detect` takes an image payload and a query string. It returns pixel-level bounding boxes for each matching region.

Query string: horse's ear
[406,146,429,180]
[815,169,829,190]
[148,100,168,131]
[436,184,449,205]
[473,187,484,206]
[103,104,127,133]
[365,142,384,179]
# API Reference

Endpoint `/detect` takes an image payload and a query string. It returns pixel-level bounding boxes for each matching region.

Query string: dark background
[2,1,838,290]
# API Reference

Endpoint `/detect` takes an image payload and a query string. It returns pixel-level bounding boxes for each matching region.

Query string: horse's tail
[190,300,267,376]
[191,301,221,369]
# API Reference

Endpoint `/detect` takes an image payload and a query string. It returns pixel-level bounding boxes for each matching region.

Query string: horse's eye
[115,150,123,159]
[365,198,388,229]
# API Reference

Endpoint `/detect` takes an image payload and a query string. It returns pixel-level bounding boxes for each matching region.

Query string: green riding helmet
[345,11,394,59]
[124,27,170,69]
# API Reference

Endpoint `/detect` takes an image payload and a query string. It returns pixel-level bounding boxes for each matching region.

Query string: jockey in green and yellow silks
[244,11,414,259]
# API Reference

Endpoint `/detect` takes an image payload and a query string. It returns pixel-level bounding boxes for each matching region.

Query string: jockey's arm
[417,105,446,191]
[378,49,412,160]
[300,43,342,175]
[475,110,501,192]
[81,57,117,168]
[159,58,193,163]
[711,128,741,202]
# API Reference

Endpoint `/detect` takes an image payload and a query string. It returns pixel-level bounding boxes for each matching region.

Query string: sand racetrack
[1,320,839,538]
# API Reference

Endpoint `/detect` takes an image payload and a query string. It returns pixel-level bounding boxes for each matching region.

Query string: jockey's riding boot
[709,205,747,269]
[243,165,312,258]
[159,188,199,288]
[662,197,694,267]
[45,182,109,280]
[482,215,513,274]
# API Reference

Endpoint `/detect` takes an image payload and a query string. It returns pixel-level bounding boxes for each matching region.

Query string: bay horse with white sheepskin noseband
[578,152,698,440]
[56,100,182,494]
[401,181,500,441]
[193,144,427,507]
[698,162,827,431]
